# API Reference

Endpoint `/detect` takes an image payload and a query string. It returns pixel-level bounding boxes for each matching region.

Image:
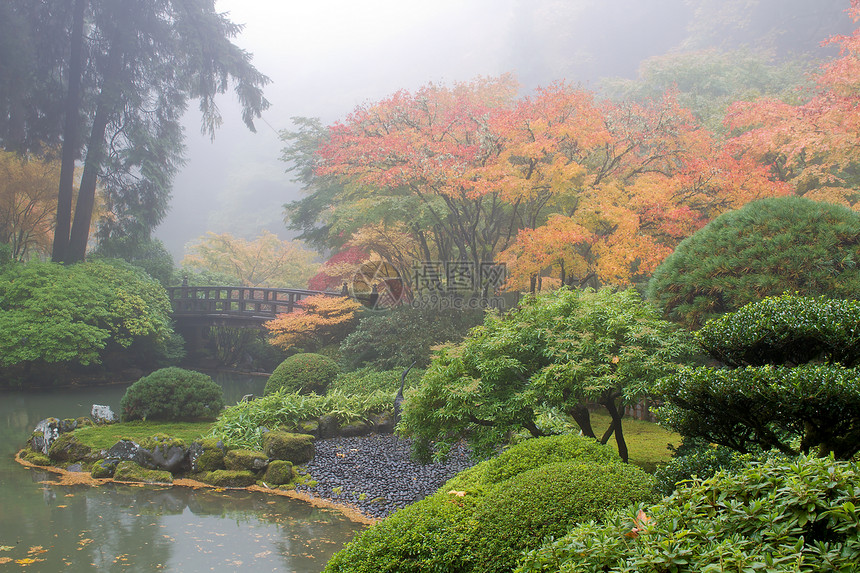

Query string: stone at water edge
[31,418,61,454]
[91,404,117,424]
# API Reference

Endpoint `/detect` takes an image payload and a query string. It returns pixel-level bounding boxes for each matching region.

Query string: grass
[588,410,682,472]
[73,420,214,450]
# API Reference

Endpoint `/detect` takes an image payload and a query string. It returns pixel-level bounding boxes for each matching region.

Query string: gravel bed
[295,434,475,519]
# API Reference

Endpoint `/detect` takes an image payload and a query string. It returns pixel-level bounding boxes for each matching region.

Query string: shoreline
[14,449,378,526]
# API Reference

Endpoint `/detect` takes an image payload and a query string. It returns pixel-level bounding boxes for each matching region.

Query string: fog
[156,0,853,261]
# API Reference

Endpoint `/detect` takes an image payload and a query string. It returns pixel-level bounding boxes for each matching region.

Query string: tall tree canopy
[725,0,860,208]
[0,0,270,263]
[287,76,784,292]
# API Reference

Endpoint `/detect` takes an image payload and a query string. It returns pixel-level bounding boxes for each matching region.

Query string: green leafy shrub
[695,294,860,367]
[339,306,483,370]
[264,353,339,395]
[120,367,225,422]
[653,439,744,496]
[0,259,180,374]
[329,367,424,396]
[648,196,860,329]
[473,461,656,573]
[210,389,391,450]
[517,454,860,573]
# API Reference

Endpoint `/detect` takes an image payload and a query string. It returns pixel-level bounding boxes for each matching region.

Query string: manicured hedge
[120,367,224,422]
[264,353,339,395]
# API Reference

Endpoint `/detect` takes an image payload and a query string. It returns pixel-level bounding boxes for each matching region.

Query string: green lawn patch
[73,420,213,451]
[588,410,681,472]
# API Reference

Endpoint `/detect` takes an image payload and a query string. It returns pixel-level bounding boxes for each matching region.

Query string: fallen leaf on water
[0,546,13,552]
[0,558,11,564]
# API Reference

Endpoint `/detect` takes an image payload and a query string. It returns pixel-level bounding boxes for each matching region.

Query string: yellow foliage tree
[0,151,61,261]
[264,295,362,352]
[183,230,319,287]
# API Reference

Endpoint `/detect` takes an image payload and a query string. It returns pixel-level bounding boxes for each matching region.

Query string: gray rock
[91,404,117,424]
[106,439,140,462]
[32,418,61,455]
[66,463,84,472]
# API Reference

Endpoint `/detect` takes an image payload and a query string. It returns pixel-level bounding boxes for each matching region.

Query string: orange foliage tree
[0,151,61,261]
[725,0,860,208]
[264,294,362,352]
[311,76,786,291]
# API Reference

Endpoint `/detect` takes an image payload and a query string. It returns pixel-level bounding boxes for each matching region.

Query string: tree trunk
[603,396,628,463]
[66,32,123,263]
[52,0,86,263]
[568,403,596,438]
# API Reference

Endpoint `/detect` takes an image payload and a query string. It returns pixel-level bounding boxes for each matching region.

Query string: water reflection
[0,375,364,572]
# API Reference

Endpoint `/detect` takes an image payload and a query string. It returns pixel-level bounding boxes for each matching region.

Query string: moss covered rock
[21,449,51,466]
[192,437,226,472]
[113,461,173,484]
[91,459,117,479]
[261,431,315,464]
[262,460,294,485]
[201,469,256,487]
[48,433,96,463]
[224,449,268,472]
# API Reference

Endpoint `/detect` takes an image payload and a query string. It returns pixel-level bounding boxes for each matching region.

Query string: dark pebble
[295,434,474,519]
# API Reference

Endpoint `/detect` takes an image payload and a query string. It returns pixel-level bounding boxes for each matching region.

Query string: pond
[0,373,365,572]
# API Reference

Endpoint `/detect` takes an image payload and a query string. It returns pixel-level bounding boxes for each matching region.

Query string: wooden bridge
[166,285,340,327]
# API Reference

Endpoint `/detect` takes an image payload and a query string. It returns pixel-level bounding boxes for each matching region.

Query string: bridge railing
[166,286,337,320]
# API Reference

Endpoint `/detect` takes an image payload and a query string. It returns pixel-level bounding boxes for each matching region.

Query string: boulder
[113,461,173,484]
[91,459,117,479]
[224,449,268,472]
[91,404,117,424]
[370,412,395,434]
[189,438,226,472]
[31,418,61,454]
[339,421,372,437]
[135,435,190,473]
[262,460,294,486]
[261,431,315,464]
[200,469,256,488]
[48,433,95,463]
[106,439,140,462]
[318,414,340,438]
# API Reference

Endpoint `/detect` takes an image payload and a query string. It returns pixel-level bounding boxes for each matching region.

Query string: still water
[0,373,365,572]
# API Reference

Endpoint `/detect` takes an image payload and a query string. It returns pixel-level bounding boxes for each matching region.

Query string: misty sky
[156,0,851,262]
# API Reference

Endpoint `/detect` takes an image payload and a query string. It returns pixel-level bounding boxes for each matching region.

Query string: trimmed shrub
[261,431,315,464]
[653,439,744,496]
[323,434,633,573]
[481,433,623,486]
[696,294,860,367]
[517,454,860,573]
[264,353,339,396]
[647,196,860,329]
[120,367,224,422]
[474,461,656,573]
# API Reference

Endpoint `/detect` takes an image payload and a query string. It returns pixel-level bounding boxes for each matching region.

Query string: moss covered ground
[589,410,681,472]
[72,420,213,450]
